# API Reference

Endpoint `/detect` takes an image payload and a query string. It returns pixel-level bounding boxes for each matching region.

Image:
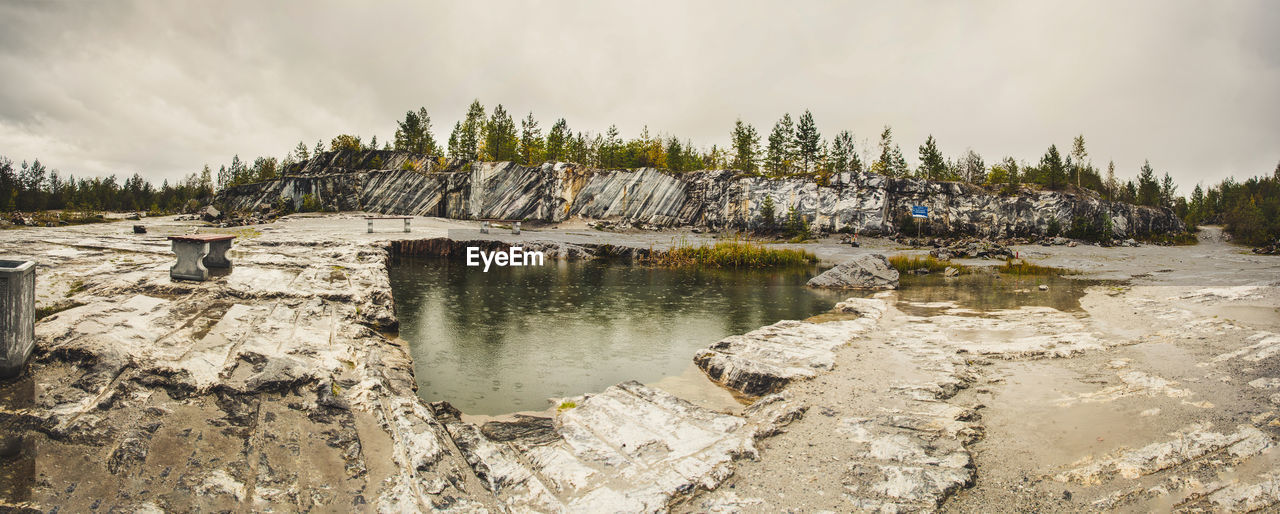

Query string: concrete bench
[366,216,411,233]
[168,234,235,281]
[479,219,521,234]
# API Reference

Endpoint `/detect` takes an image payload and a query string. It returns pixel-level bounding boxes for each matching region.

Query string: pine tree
[545,118,569,162]
[873,126,908,177]
[482,104,519,162]
[1105,161,1118,201]
[1159,172,1177,208]
[917,135,946,180]
[294,141,310,162]
[759,195,776,229]
[765,113,795,176]
[830,130,858,173]
[394,108,440,155]
[1040,145,1065,189]
[794,110,820,173]
[447,122,463,159]
[313,140,325,156]
[1137,160,1159,206]
[519,112,543,166]
[456,100,486,160]
[729,119,760,173]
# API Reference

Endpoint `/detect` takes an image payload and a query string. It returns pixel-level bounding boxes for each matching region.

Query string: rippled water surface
[388,257,845,415]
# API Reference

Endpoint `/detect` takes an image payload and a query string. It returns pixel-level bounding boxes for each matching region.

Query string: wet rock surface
[1,217,1276,513]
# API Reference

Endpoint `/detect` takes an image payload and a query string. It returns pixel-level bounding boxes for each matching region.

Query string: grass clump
[557,400,577,411]
[887,255,961,274]
[36,300,84,321]
[646,239,818,268]
[996,259,1077,276]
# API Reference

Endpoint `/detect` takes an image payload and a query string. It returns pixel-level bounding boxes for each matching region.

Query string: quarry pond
[388,256,848,414]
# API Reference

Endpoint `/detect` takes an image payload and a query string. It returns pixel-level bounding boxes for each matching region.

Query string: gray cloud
[1,1,1276,190]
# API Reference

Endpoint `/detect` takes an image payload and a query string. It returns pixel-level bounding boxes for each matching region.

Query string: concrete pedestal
[0,260,35,379]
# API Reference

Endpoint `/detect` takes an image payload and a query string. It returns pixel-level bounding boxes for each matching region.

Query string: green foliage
[729,119,760,173]
[1046,217,1061,237]
[1039,144,1066,190]
[997,259,1077,276]
[299,193,322,213]
[1065,215,1112,242]
[645,239,818,268]
[872,126,909,178]
[394,107,441,156]
[1136,160,1160,206]
[483,104,519,162]
[765,113,795,176]
[887,255,963,274]
[330,134,362,152]
[794,110,821,173]
[917,135,947,180]
[784,205,811,240]
[759,195,776,229]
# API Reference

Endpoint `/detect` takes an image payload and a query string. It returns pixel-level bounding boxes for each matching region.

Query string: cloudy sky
[1,1,1276,190]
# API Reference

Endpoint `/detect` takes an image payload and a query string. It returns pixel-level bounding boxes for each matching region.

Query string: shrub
[887,255,962,274]
[645,239,818,268]
[299,193,322,213]
[996,259,1076,276]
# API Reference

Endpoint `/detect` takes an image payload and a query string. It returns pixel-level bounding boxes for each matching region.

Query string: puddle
[387,256,845,415]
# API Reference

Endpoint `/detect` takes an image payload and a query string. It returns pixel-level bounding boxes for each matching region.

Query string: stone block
[0,260,35,378]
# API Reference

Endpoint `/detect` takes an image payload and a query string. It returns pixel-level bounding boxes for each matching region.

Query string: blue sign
[911,205,928,218]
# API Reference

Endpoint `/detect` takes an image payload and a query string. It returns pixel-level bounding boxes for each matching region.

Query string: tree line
[0,156,213,214]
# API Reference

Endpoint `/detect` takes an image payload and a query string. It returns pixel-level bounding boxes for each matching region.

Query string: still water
[388,257,846,415]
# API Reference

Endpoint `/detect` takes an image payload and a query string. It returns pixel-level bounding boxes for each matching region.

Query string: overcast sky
[1,1,1276,190]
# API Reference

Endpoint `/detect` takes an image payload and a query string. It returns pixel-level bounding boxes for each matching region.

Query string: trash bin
[0,260,35,379]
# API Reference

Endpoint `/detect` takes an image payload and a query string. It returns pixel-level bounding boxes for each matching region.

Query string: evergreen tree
[545,118,569,162]
[600,125,621,168]
[917,135,946,180]
[872,126,909,177]
[294,141,310,162]
[765,113,795,176]
[794,110,821,173]
[1040,145,1065,189]
[394,107,440,155]
[729,119,761,173]
[759,195,776,229]
[455,100,486,160]
[519,112,544,165]
[830,130,859,173]
[313,140,325,156]
[482,104,519,161]
[1105,160,1118,200]
[447,122,463,158]
[1137,160,1159,206]
[1160,172,1177,208]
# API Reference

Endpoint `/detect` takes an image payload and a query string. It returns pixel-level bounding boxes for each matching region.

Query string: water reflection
[388,257,844,415]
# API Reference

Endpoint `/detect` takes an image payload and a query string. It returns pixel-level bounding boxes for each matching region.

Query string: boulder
[200,206,222,222]
[807,254,899,290]
[944,266,960,278]
[132,225,146,234]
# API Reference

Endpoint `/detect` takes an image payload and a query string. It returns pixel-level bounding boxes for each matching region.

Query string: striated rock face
[694,297,889,396]
[219,150,1187,238]
[806,254,900,290]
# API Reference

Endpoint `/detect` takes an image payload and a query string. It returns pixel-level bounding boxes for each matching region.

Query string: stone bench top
[365,216,412,220]
[168,234,236,243]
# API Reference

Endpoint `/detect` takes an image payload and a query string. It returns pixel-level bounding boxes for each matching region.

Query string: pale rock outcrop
[806,254,900,290]
[218,150,1187,238]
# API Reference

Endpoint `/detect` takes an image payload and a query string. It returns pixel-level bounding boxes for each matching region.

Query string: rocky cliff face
[219,150,1186,238]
